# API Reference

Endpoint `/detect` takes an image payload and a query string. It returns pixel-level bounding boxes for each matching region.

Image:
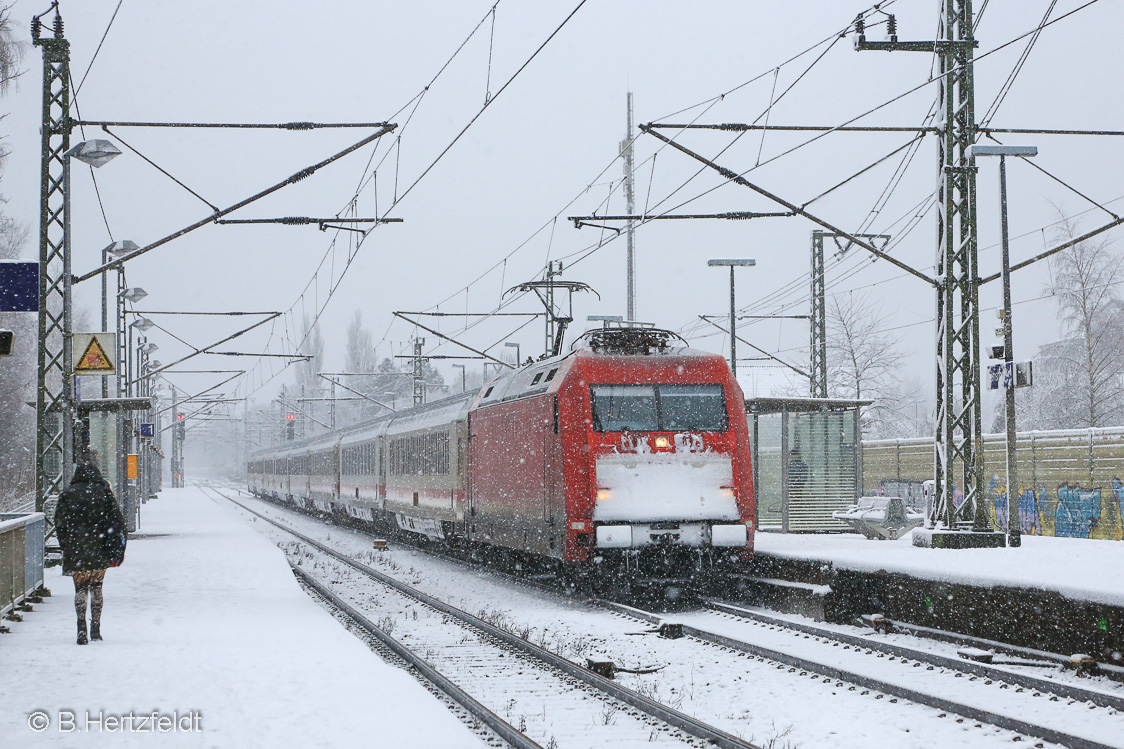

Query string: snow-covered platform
[747,531,1124,659]
[755,530,1124,607]
[0,485,484,748]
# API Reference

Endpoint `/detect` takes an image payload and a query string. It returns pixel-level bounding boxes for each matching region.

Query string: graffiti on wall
[987,476,1123,541]
[876,477,1124,540]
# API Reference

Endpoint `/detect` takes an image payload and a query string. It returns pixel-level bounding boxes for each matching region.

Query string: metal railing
[0,513,46,618]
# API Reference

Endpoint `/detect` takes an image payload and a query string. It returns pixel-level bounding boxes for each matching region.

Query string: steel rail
[598,600,1116,749]
[703,599,1124,712]
[213,488,757,749]
[871,614,1124,682]
[290,565,543,749]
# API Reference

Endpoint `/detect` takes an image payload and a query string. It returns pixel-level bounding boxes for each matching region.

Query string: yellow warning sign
[72,333,117,374]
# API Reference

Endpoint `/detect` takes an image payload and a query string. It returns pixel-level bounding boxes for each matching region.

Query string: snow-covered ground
[227,489,1120,748]
[756,531,1124,607]
[0,486,485,748]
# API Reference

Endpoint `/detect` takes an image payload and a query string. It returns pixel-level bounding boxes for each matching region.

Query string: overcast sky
[4,0,1122,416]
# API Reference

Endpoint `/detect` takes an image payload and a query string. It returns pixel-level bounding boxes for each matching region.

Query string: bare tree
[340,309,376,423]
[0,4,25,95]
[825,291,907,438]
[0,6,33,510]
[291,315,325,430]
[1040,215,1124,427]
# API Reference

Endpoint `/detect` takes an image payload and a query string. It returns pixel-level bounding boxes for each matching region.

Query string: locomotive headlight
[719,486,736,498]
[596,488,613,501]
[653,435,670,449]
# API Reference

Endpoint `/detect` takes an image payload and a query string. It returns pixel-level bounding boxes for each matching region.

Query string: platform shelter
[746,397,870,533]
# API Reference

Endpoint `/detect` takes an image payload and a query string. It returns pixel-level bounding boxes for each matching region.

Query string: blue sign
[0,261,39,312]
[140,423,155,439]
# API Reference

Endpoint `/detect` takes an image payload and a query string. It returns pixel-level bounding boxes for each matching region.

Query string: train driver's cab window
[659,385,728,432]
[591,385,658,432]
[590,384,727,432]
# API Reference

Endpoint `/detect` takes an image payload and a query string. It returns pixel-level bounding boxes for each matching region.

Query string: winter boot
[77,619,88,645]
[90,621,102,641]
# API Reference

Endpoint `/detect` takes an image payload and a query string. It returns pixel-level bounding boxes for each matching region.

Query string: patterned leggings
[73,570,106,622]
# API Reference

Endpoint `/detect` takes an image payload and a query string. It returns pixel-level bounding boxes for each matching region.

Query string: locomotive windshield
[591,384,728,432]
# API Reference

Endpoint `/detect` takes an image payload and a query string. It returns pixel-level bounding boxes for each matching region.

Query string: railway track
[600,599,1123,749]
[203,485,756,749]
[698,599,1124,708]
[212,485,1124,748]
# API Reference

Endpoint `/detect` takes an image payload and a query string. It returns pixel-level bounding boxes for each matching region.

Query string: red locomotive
[248,326,755,590]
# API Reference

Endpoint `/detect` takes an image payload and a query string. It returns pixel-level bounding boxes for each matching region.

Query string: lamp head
[970,145,1038,158]
[67,139,122,168]
[104,240,139,257]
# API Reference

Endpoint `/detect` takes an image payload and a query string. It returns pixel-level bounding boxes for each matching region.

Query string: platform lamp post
[39,140,122,511]
[127,314,154,394]
[707,259,756,376]
[971,144,1037,549]
[504,341,521,368]
[451,363,466,392]
[100,242,138,396]
[123,316,153,528]
[137,342,158,524]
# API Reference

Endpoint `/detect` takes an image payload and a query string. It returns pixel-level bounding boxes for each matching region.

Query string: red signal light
[176,414,185,420]
[286,413,295,420]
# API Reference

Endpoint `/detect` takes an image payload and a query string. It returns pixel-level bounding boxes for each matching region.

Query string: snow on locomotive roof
[473,353,574,408]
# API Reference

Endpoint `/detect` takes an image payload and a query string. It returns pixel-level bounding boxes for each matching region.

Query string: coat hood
[72,461,104,484]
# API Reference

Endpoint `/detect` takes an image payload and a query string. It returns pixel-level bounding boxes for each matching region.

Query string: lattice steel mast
[32,8,72,513]
[856,1,993,538]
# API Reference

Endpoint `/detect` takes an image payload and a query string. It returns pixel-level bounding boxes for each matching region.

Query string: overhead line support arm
[316,373,396,412]
[697,316,811,380]
[639,124,936,287]
[130,312,282,385]
[75,124,397,283]
[980,215,1124,284]
[392,312,514,369]
[76,120,395,130]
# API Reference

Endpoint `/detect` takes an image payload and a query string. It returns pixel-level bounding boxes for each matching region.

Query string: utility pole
[809,231,890,398]
[31,8,71,514]
[855,2,1000,545]
[621,92,637,321]
[411,338,427,406]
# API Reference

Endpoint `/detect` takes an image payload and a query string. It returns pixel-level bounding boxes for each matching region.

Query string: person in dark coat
[55,460,127,645]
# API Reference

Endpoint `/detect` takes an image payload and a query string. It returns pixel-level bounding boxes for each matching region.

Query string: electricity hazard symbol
[72,332,117,374]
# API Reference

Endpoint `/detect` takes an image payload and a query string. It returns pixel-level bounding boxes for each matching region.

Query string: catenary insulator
[854,14,865,36]
[887,14,897,38]
[53,12,63,38]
